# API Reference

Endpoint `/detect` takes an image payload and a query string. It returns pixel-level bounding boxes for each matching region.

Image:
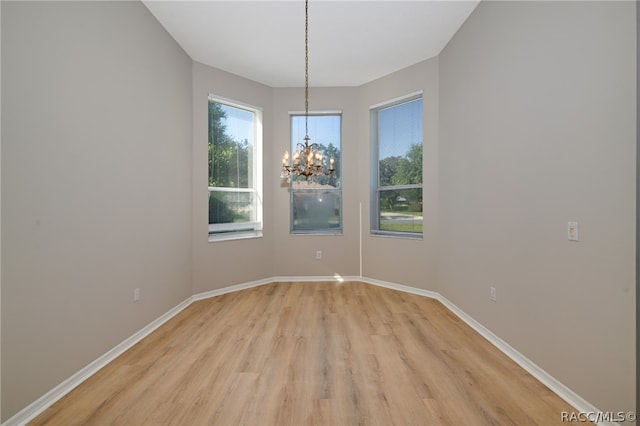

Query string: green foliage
[379,190,399,211]
[379,156,403,187]
[379,143,422,187]
[311,142,341,187]
[208,101,254,225]
[208,192,235,224]
[409,202,423,212]
[208,101,250,188]
[392,143,422,186]
[376,142,423,234]
[380,222,423,233]
[378,143,423,212]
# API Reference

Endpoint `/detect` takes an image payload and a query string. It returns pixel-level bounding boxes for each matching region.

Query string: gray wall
[438,0,636,414]
[636,0,639,414]
[271,87,360,278]
[191,80,362,291]
[191,62,276,294]
[359,58,440,290]
[1,1,193,419]
[1,0,3,417]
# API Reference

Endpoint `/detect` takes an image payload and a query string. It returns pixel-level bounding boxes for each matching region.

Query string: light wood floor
[31,281,576,425]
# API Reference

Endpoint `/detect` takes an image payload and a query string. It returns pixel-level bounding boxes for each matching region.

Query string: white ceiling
[142,0,480,88]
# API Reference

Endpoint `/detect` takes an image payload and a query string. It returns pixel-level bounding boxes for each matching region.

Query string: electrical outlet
[315,250,322,260]
[490,286,497,302]
[133,288,140,302]
[568,221,579,241]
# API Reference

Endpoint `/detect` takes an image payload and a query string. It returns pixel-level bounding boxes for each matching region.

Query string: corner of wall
[636,2,640,412]
[1,0,4,420]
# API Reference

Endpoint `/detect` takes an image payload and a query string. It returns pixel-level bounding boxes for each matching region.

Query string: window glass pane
[290,114,342,234]
[291,115,341,187]
[209,102,254,189]
[209,190,255,224]
[292,190,341,232]
[378,98,423,186]
[372,95,423,237]
[378,188,423,233]
[208,97,262,239]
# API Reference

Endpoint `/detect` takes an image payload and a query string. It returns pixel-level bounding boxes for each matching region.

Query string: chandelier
[281,0,335,183]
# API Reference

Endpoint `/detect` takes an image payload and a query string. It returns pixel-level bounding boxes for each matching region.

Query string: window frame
[208,95,263,242]
[289,111,343,235]
[370,91,424,239]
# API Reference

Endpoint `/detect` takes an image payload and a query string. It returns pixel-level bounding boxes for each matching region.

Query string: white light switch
[568,222,579,241]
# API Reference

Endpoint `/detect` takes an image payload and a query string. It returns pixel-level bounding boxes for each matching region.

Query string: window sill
[290,229,343,236]
[208,230,263,243]
[370,231,423,240]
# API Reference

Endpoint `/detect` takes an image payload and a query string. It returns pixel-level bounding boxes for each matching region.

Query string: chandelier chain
[304,0,309,137]
[279,0,335,183]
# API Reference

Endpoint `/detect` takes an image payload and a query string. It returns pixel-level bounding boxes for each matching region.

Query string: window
[290,113,342,234]
[371,94,423,237]
[208,96,262,240]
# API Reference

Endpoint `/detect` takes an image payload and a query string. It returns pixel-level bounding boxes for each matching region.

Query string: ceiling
[142,0,480,88]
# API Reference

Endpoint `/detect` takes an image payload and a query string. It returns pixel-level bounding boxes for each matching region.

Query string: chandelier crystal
[280,0,334,183]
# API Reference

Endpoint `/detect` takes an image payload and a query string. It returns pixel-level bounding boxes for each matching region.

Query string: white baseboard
[360,276,440,299]
[2,297,192,426]
[358,277,614,426]
[2,276,612,426]
[434,296,604,420]
[190,275,360,301]
[269,275,362,284]
[191,277,274,301]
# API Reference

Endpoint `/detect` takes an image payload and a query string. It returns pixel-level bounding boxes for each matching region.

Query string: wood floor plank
[30,281,577,425]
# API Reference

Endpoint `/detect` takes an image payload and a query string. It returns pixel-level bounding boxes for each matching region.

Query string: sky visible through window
[220,102,420,160]
[291,115,341,149]
[378,98,423,159]
[220,103,254,146]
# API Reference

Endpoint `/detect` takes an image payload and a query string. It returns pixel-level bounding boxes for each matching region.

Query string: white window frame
[370,91,423,239]
[208,95,263,242]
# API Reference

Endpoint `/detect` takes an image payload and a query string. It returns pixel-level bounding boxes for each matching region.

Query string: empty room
[1,0,636,424]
